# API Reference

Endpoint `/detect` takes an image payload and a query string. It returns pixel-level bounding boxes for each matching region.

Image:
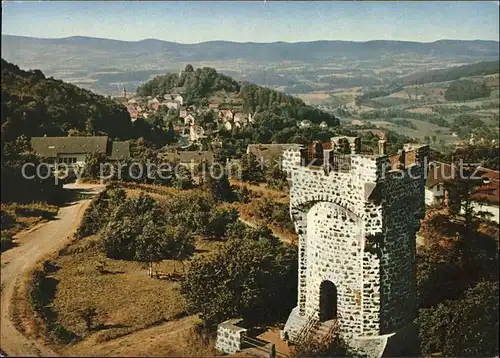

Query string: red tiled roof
[427,162,499,206]
[472,167,500,205]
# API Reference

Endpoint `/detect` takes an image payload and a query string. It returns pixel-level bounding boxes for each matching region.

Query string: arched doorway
[319,280,337,321]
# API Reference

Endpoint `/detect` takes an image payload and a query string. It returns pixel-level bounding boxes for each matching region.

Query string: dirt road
[0,184,104,357]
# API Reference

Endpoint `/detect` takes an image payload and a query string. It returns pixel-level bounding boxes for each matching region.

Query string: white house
[299,119,312,128]
[173,94,183,105]
[426,161,499,223]
[234,112,249,126]
[219,110,234,123]
[189,123,205,142]
[148,98,160,106]
[320,121,328,129]
[161,100,179,110]
[184,114,195,126]
[30,136,130,167]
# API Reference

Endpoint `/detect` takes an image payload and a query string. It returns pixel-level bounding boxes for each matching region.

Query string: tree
[444,165,487,258]
[84,151,108,179]
[181,232,297,326]
[173,166,194,189]
[205,207,239,239]
[202,164,234,202]
[240,153,265,183]
[164,225,195,273]
[419,281,499,357]
[135,220,168,278]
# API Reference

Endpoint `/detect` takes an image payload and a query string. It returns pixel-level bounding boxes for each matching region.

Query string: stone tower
[281,136,429,357]
[122,87,127,99]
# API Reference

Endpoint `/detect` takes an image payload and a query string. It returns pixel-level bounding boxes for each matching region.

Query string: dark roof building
[30,136,130,160]
[246,143,299,162]
[161,150,214,164]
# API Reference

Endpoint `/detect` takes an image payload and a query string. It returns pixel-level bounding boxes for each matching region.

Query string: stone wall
[281,141,428,357]
[215,319,247,354]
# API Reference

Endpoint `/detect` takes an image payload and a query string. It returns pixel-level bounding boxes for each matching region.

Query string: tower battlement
[281,137,429,357]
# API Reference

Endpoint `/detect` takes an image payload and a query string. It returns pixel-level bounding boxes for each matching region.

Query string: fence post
[269,343,276,358]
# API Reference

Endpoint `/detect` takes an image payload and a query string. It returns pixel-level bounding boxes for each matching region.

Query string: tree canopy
[1,59,132,142]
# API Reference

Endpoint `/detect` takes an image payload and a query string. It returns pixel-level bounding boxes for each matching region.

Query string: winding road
[0,183,104,357]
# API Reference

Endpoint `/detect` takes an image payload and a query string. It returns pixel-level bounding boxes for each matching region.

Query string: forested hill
[1,59,132,142]
[138,65,340,127]
[398,60,499,86]
[137,65,240,101]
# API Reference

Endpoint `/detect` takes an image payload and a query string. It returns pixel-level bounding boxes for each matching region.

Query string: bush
[1,232,14,252]
[75,188,127,238]
[181,231,297,325]
[234,186,251,203]
[0,210,15,229]
[204,207,239,239]
[419,281,499,357]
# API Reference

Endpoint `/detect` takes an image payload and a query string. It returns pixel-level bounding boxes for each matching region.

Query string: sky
[2,1,499,43]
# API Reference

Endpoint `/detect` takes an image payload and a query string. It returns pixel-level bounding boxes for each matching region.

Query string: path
[0,183,104,357]
[238,217,295,245]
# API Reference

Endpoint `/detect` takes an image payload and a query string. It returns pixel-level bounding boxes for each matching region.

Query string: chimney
[378,140,387,155]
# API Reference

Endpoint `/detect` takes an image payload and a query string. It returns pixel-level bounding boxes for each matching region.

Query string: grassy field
[1,202,59,236]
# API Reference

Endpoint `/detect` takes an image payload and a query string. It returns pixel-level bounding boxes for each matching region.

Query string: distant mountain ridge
[3,34,499,62]
[3,34,498,95]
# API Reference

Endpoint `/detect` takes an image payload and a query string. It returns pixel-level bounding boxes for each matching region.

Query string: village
[120,86,256,146]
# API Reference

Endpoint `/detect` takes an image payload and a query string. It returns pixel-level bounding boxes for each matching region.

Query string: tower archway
[319,280,338,321]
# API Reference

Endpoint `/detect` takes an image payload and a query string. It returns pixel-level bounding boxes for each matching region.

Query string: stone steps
[309,320,339,341]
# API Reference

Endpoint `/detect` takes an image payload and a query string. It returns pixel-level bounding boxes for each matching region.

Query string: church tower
[122,87,127,99]
[280,137,429,357]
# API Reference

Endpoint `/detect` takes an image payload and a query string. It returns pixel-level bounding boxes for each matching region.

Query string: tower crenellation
[281,136,428,357]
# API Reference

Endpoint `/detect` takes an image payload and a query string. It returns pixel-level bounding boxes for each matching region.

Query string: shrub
[0,210,15,229]
[234,186,251,203]
[0,232,14,252]
[204,207,239,239]
[181,232,297,325]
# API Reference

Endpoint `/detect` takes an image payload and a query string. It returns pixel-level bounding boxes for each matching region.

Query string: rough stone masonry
[281,137,429,357]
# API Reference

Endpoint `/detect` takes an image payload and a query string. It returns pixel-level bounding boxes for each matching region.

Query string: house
[234,112,249,125]
[425,162,455,206]
[246,143,298,166]
[224,121,233,131]
[219,109,234,122]
[426,161,499,223]
[179,109,188,118]
[299,120,312,128]
[184,114,195,126]
[127,98,137,105]
[152,102,159,111]
[209,103,220,111]
[161,100,179,110]
[189,123,206,142]
[320,121,328,129]
[30,136,130,166]
[162,150,214,168]
[148,98,160,106]
[169,93,183,105]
